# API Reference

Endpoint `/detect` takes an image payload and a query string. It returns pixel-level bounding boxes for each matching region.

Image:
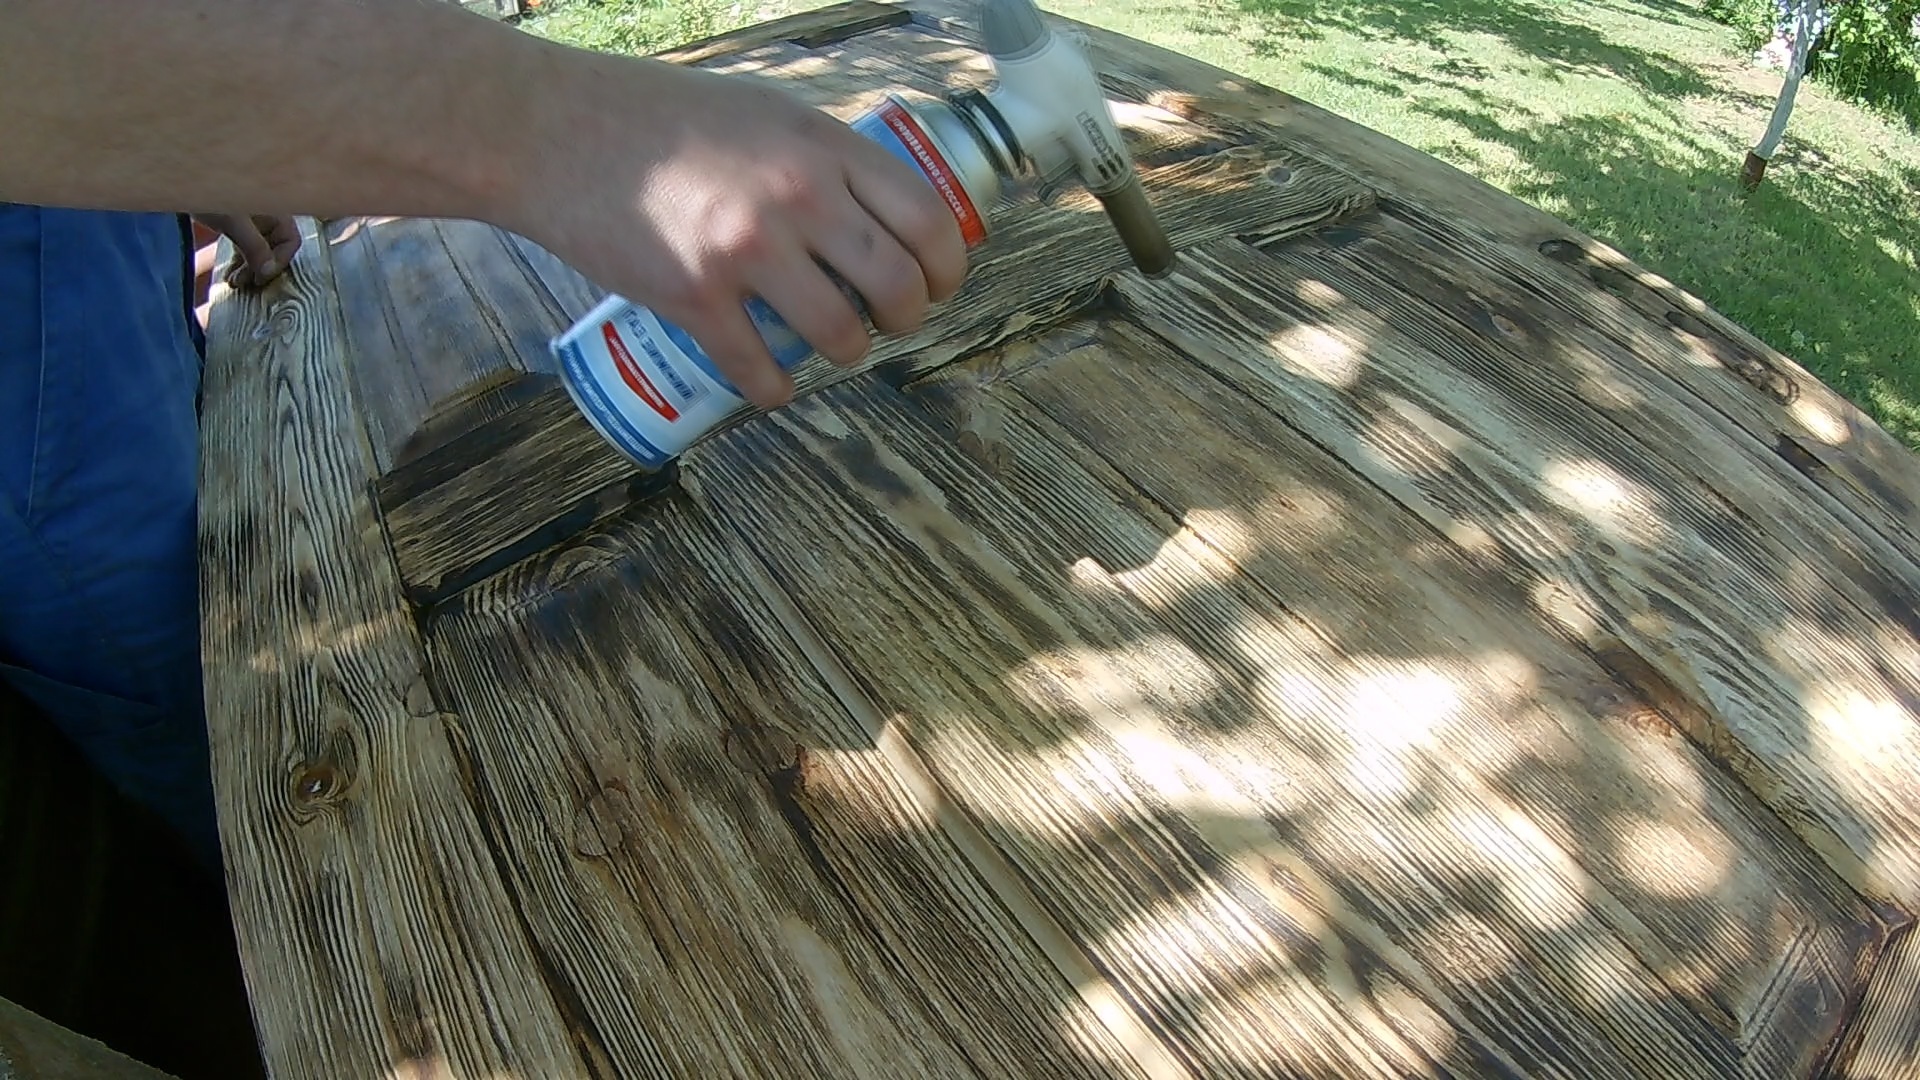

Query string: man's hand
[0,0,970,409]
[194,212,301,289]
[510,60,969,408]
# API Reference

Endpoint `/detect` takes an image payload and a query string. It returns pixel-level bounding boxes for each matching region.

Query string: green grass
[519,0,818,54]
[520,0,1920,450]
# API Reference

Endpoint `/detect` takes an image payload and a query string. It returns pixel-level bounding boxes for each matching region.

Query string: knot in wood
[1265,164,1294,186]
[252,296,302,342]
[573,784,642,860]
[404,675,438,718]
[1733,357,1801,405]
[1537,237,1581,263]
[290,760,348,808]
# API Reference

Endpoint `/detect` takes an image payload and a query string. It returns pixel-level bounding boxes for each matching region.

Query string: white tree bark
[1744,0,1828,186]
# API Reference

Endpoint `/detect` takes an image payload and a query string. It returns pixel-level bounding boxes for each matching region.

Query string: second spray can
[548,91,1021,470]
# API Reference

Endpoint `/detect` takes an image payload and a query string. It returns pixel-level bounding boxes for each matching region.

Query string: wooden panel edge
[1826,913,1920,1080]
[687,491,1197,1080]
[903,0,1920,525]
[197,217,591,1078]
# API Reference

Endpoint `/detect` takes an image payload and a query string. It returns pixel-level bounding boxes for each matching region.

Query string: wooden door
[198,3,1920,1077]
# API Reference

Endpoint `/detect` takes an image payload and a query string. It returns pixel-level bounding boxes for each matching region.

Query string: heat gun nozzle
[1096,176,1177,279]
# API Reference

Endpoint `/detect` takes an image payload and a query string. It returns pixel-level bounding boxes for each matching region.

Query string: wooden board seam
[1101,272,1893,925]
[420,656,623,1078]
[694,488,1202,1080]
[1822,916,1920,1079]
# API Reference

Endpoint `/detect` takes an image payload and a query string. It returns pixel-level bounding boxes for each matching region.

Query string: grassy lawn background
[522,0,1920,451]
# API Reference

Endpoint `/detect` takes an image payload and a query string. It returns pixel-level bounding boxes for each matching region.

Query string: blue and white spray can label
[550,93,1002,470]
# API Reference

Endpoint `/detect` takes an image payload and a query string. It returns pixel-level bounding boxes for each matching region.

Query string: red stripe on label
[604,321,679,421]
[878,102,988,248]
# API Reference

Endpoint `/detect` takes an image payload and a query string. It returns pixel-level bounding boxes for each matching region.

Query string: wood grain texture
[198,3,1920,1077]
[422,493,1164,1080]
[906,0,1920,555]
[374,381,675,609]
[327,215,562,473]
[902,317,1894,1079]
[680,379,1474,1079]
[1108,235,1920,913]
[1835,926,1920,1080]
[197,220,585,1079]
[370,127,1373,600]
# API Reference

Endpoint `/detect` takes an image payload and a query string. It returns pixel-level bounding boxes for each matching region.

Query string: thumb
[222,219,279,285]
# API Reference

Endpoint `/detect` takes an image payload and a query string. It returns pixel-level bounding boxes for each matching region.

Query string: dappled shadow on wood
[402,242,1917,1074]
[1149,0,1920,451]
[193,2,1920,1077]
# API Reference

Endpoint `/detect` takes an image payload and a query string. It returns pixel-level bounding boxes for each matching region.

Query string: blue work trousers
[0,204,220,875]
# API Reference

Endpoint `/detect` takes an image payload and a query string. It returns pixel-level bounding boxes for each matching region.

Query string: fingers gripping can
[549,93,1011,470]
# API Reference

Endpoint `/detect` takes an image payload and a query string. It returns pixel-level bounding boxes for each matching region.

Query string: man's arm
[0,0,967,407]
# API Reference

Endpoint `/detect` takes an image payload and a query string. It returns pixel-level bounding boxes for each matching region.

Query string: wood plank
[196,219,587,1079]
[679,374,1790,1079]
[1355,200,1920,573]
[421,491,1164,1080]
[1265,198,1920,598]
[1110,236,1920,913]
[901,318,1894,1078]
[377,144,1373,604]
[1836,927,1920,1080]
[373,383,677,610]
[327,216,558,472]
[901,0,1920,559]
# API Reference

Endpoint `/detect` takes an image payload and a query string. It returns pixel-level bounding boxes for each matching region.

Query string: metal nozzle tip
[1095,178,1177,279]
[980,0,1049,56]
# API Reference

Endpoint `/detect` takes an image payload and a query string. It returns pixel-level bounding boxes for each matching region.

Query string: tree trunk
[1745,0,1825,188]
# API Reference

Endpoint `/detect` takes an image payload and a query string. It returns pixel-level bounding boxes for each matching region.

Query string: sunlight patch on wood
[1539,457,1669,544]
[1454,804,1592,933]
[323,215,401,246]
[1807,685,1917,758]
[1266,321,1364,387]
[386,1060,520,1080]
[1372,981,1457,1066]
[807,745,940,830]
[1178,507,1255,564]
[1077,538,1235,603]
[779,914,921,1076]
[1004,635,1226,721]
[1618,819,1732,898]
[1788,395,1852,445]
[1065,979,1191,1080]
[1569,938,1638,1007]
[1577,368,1647,411]
[1341,667,1463,801]
[1362,394,1468,481]
[1438,519,1503,560]
[1181,491,1350,565]
[1106,97,1207,140]
[917,722,1102,843]
[247,608,411,675]
[1096,876,1314,989]
[999,638,1294,822]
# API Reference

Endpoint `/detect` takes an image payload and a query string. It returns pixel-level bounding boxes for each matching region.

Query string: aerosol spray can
[549,91,1022,470]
